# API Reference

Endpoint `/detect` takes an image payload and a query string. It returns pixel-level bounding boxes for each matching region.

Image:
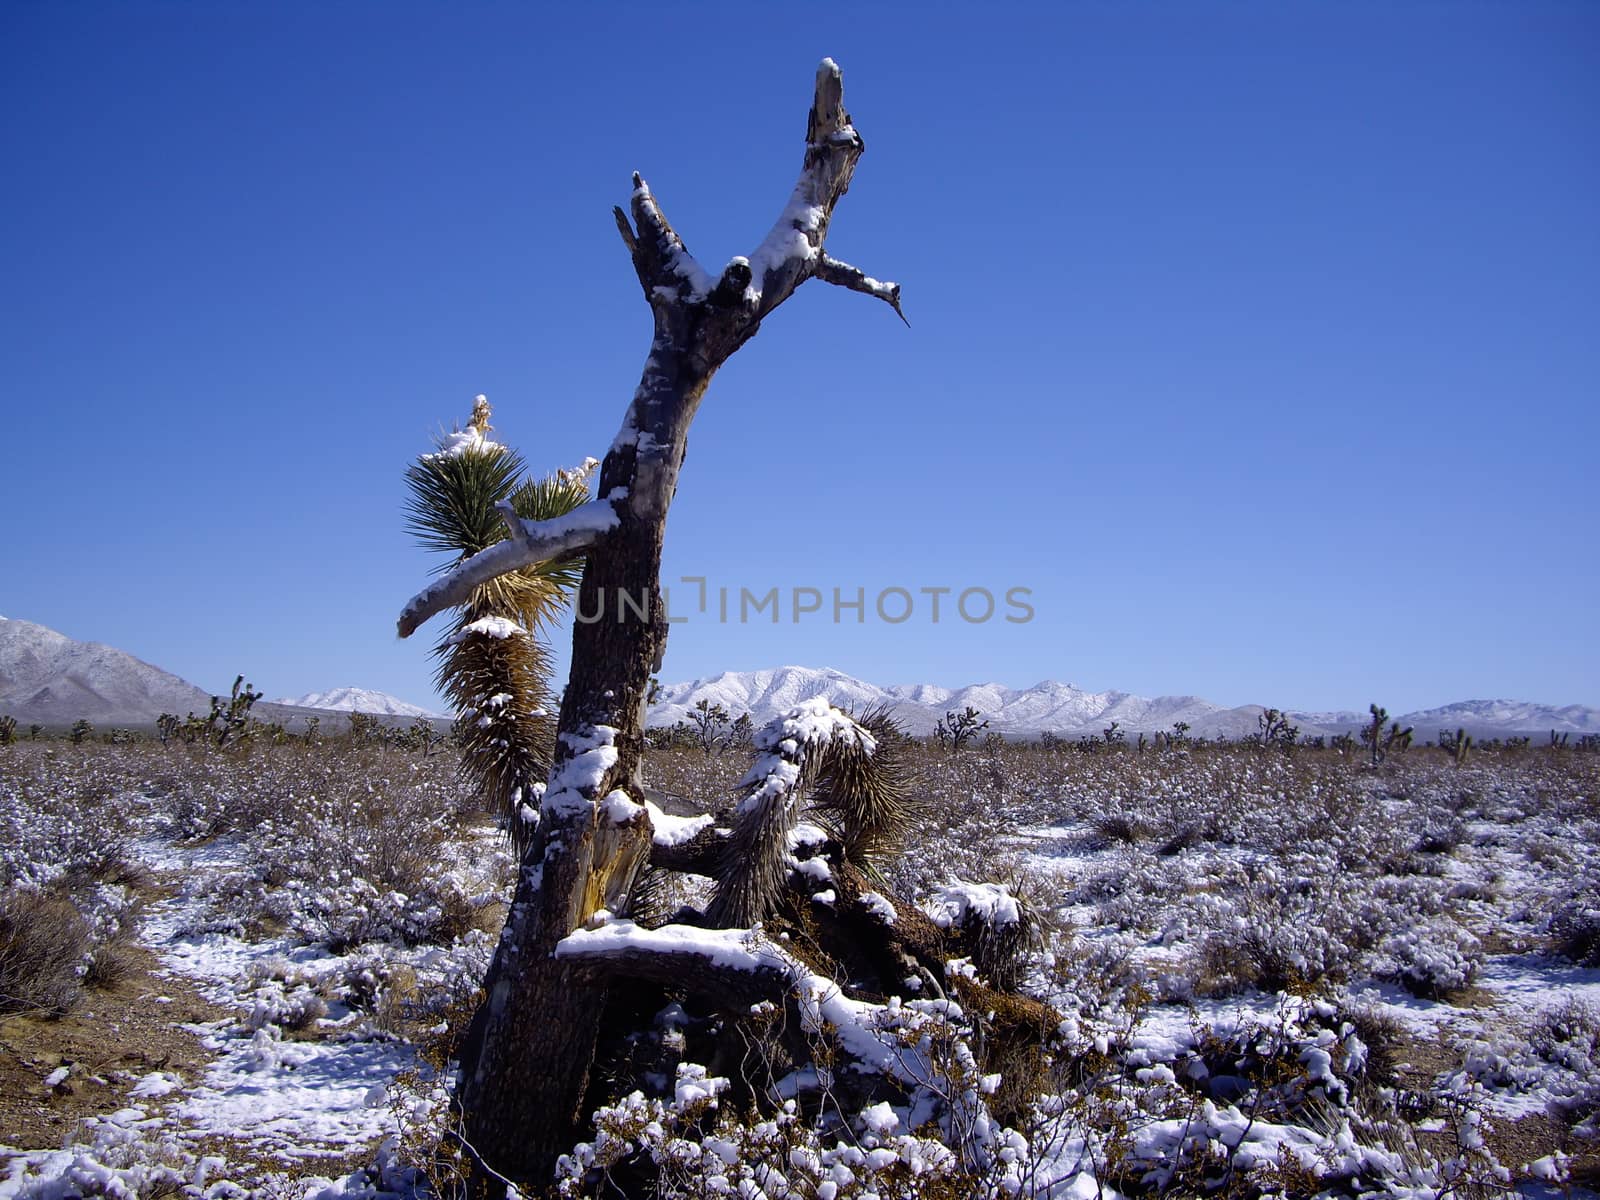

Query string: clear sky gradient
[2,3,1595,714]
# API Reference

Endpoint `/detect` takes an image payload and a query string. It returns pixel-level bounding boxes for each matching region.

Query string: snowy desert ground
[2,733,1598,1198]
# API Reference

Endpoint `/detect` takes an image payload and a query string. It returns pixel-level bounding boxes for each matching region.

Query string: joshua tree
[1102,719,1126,746]
[1253,707,1299,750]
[27,724,41,742]
[1361,703,1413,766]
[69,718,93,745]
[203,675,263,747]
[346,711,381,743]
[404,395,592,855]
[386,62,1043,1191]
[688,698,731,755]
[156,712,180,746]
[935,705,990,753]
[1440,726,1474,766]
[0,715,15,745]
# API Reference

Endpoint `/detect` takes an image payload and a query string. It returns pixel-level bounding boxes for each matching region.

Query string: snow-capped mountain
[272,688,441,718]
[0,615,212,726]
[1395,699,1600,737]
[650,665,1598,739]
[649,667,1251,737]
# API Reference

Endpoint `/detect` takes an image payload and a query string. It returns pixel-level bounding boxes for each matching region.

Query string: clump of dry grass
[0,887,91,1014]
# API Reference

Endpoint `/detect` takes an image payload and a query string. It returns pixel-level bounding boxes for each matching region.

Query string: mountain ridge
[650,664,1598,740]
[3,618,1591,738]
[272,687,441,718]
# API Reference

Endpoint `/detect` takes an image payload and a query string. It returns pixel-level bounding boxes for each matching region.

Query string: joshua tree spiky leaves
[403,396,592,855]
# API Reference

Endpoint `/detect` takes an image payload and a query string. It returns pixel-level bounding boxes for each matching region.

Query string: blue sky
[2,3,1595,714]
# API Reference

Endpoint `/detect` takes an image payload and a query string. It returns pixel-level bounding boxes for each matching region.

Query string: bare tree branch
[397,499,620,638]
[815,253,908,325]
[629,174,715,299]
[742,58,868,320]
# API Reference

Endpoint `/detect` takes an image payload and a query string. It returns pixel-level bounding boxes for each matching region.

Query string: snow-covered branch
[742,58,868,318]
[815,254,908,325]
[620,174,716,300]
[396,499,620,638]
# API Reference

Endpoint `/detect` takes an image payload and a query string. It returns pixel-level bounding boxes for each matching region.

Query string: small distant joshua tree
[347,711,381,743]
[1361,703,1413,766]
[1102,719,1126,746]
[1440,727,1474,766]
[1253,707,1299,750]
[198,675,264,747]
[1155,719,1191,751]
[156,712,180,746]
[69,718,94,745]
[689,699,732,755]
[408,715,443,757]
[728,711,754,750]
[0,715,15,745]
[27,724,42,742]
[935,705,989,753]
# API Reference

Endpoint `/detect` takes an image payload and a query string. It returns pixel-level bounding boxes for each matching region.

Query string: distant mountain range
[2,617,1593,739]
[649,665,1600,740]
[272,687,441,719]
[0,615,214,726]
[0,617,436,727]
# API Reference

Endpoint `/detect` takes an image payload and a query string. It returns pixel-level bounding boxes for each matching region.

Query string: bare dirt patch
[0,939,231,1159]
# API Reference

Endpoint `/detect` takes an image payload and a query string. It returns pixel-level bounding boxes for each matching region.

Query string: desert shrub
[1372,919,1482,999]
[1091,811,1150,846]
[198,742,509,951]
[1548,898,1600,967]
[0,886,91,1013]
[0,749,142,890]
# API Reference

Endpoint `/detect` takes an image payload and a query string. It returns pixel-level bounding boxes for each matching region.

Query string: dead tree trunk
[397,59,903,1189]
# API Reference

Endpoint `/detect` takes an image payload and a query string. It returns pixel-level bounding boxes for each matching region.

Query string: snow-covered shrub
[202,744,509,950]
[0,746,164,1006]
[1372,918,1482,999]
[1190,876,1360,997]
[557,1062,998,1200]
[925,879,1040,991]
[1547,893,1600,967]
[0,748,142,890]
[240,958,333,1032]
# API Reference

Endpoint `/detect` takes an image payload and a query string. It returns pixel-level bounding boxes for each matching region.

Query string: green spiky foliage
[708,704,912,928]
[403,406,590,857]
